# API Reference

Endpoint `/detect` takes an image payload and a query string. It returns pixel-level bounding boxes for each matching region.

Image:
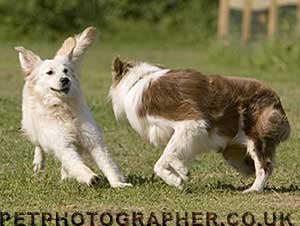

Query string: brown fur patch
[139,69,290,145]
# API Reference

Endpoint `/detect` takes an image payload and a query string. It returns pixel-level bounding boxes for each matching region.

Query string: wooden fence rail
[218,0,300,43]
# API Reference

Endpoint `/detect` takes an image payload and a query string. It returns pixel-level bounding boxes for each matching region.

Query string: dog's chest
[22,98,78,146]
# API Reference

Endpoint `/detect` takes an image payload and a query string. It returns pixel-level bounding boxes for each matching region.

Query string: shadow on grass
[205,181,300,193]
[126,174,158,186]
[95,175,300,193]
[93,174,159,189]
[265,185,300,193]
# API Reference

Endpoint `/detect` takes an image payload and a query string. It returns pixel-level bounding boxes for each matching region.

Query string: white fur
[243,140,270,193]
[109,63,235,188]
[16,28,131,188]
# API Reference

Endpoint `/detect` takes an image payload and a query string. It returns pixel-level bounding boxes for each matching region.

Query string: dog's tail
[256,105,291,144]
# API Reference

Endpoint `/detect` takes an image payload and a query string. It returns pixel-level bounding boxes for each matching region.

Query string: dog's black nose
[60,77,69,86]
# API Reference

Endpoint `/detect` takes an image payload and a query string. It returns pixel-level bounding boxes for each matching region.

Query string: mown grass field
[0,39,299,225]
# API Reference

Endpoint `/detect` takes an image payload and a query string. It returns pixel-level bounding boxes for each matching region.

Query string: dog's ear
[112,56,123,79]
[72,26,97,64]
[112,56,133,82]
[14,47,42,76]
[55,37,76,60]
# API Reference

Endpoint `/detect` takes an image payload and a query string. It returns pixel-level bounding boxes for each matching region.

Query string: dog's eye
[46,70,54,75]
[63,68,68,74]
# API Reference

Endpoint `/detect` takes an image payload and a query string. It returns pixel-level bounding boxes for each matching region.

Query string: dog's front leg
[154,142,189,188]
[54,144,99,187]
[82,121,132,188]
[90,144,132,188]
[33,146,45,173]
[154,122,206,188]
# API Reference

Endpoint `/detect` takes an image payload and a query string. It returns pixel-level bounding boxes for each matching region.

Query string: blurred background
[1,0,300,71]
[0,0,299,41]
[0,0,218,42]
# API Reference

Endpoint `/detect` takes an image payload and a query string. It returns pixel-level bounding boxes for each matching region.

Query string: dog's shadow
[205,181,300,193]
[95,174,158,189]
[95,176,300,193]
[127,174,158,186]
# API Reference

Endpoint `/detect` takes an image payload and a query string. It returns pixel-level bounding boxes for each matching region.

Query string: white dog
[15,27,131,188]
[109,57,290,192]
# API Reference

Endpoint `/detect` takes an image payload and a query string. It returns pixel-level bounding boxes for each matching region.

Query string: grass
[0,38,300,225]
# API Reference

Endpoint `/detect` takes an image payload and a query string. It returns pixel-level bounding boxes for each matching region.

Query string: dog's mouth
[50,87,70,94]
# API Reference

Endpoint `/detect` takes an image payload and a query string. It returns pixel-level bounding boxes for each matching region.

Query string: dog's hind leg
[33,146,45,173]
[243,140,274,193]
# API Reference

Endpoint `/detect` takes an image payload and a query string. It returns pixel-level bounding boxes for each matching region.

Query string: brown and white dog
[109,57,290,192]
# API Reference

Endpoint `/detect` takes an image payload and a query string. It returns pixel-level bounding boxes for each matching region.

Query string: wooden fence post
[268,0,278,39]
[242,0,252,44]
[296,0,300,35]
[218,0,230,38]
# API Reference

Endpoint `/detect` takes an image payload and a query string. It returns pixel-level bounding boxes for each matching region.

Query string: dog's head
[110,56,165,88]
[15,26,97,99]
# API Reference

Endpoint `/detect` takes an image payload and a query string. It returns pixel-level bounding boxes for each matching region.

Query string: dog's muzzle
[60,77,70,87]
[50,77,71,94]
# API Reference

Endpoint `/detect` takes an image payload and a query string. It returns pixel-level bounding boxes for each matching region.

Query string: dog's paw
[111,182,133,188]
[171,177,183,189]
[33,161,43,173]
[242,188,262,193]
[61,168,68,181]
[178,171,189,182]
[87,175,101,188]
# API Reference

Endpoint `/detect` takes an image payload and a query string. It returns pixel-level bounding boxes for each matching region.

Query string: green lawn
[0,39,299,225]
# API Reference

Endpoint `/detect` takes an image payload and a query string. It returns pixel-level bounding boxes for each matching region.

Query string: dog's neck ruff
[121,63,169,92]
[128,70,160,91]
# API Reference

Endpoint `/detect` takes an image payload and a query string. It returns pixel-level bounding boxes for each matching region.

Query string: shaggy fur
[15,27,131,188]
[109,57,290,192]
